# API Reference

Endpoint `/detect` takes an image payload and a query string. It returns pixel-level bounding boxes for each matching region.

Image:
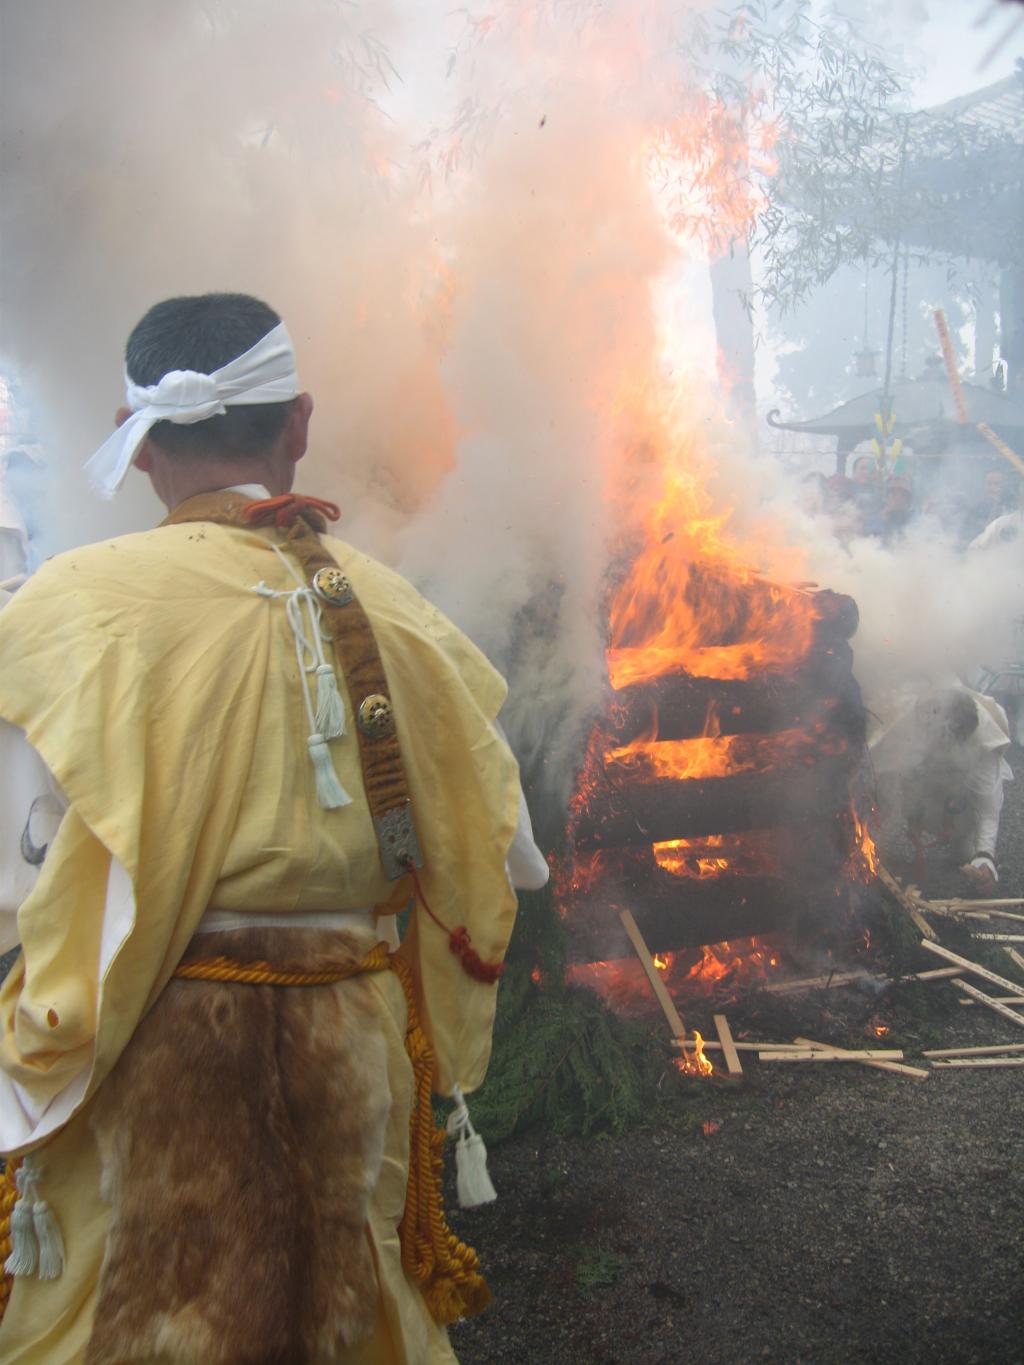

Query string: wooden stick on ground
[959,996,1024,1006]
[713,1013,743,1078]
[925,899,1024,911]
[764,970,882,995]
[930,1057,1024,1069]
[758,1049,905,1062]
[953,979,1024,1029]
[906,966,969,982]
[618,908,686,1041]
[794,1036,929,1080]
[973,934,1024,943]
[923,1042,1024,1058]
[920,939,1024,996]
[878,862,937,939]
[1005,947,1024,973]
[673,1040,823,1054]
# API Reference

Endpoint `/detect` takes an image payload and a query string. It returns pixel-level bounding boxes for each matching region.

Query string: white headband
[84,321,300,496]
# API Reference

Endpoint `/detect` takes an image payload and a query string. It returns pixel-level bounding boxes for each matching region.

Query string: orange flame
[675,1028,714,1077]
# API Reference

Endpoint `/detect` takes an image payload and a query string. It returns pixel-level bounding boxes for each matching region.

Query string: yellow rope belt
[171,945,490,1326]
[0,1158,20,1324]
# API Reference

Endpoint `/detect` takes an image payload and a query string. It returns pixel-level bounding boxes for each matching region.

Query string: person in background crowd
[961,467,1017,546]
[872,684,1012,895]
[879,475,914,544]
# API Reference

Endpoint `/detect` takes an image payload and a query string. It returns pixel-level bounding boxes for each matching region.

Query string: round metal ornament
[311,566,354,607]
[358,693,395,739]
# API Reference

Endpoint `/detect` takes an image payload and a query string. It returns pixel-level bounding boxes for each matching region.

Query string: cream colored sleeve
[0,719,66,953]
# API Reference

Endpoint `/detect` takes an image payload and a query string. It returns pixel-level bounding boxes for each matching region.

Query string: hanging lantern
[855,348,878,378]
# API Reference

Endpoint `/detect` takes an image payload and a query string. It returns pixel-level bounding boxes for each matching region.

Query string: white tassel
[32,1200,65,1280]
[447,1085,497,1208]
[307,734,352,810]
[314,664,346,740]
[5,1195,39,1276]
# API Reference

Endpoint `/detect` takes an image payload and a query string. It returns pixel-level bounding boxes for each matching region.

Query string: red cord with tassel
[407,863,504,984]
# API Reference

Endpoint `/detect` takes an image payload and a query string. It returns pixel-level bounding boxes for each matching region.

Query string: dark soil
[449,747,1024,1365]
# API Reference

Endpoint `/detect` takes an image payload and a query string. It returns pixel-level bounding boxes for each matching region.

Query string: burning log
[609,659,865,746]
[570,760,854,850]
[563,853,796,959]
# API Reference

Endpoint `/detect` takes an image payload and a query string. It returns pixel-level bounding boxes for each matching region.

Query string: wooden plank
[759,1049,905,1062]
[713,1014,743,1078]
[924,898,1024,911]
[923,1042,1024,1058]
[919,939,1024,996]
[878,862,937,940]
[954,979,1024,1029]
[617,908,686,1040]
[794,1036,928,1080]
[931,1057,1024,1069]
[672,1040,813,1053]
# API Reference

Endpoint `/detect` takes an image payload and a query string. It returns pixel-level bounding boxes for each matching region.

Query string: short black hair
[125,293,294,459]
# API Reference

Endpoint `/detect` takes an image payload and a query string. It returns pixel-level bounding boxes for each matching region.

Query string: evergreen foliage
[471,884,680,1143]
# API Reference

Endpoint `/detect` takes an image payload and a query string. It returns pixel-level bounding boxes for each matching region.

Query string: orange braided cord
[242,493,341,528]
[0,1158,22,1326]
[172,942,392,987]
[387,954,491,1324]
[932,308,969,425]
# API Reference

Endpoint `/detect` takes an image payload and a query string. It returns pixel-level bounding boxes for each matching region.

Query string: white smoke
[1,0,1019,798]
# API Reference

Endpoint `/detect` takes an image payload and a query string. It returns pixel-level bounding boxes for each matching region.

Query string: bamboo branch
[958,996,1024,1006]
[1005,947,1024,973]
[973,934,1024,943]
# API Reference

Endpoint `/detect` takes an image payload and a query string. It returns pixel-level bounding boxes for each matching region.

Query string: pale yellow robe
[0,511,521,1363]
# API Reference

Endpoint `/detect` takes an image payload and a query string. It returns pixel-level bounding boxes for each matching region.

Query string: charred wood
[570,761,855,851]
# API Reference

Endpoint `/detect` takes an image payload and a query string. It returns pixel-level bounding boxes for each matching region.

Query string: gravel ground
[449,746,1024,1365]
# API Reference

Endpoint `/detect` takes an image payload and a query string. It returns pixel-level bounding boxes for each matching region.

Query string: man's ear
[133,440,153,473]
[115,406,132,429]
[285,393,314,464]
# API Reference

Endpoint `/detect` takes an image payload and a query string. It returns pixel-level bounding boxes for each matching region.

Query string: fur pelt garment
[85,927,392,1365]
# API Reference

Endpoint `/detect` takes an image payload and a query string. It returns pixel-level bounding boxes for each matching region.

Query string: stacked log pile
[562,588,868,958]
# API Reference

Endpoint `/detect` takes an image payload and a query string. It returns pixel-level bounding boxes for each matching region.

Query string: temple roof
[766,377,1024,453]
